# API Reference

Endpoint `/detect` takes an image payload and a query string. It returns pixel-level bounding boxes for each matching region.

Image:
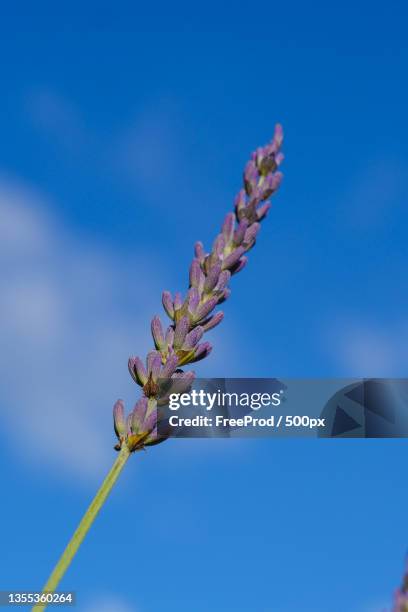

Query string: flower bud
[164,326,174,348]
[194,241,206,263]
[223,246,245,270]
[131,397,148,433]
[217,288,231,304]
[187,287,200,315]
[234,189,247,217]
[193,297,218,323]
[204,263,222,293]
[162,291,174,319]
[189,259,204,290]
[146,351,162,382]
[174,316,190,349]
[230,256,248,275]
[182,326,204,350]
[190,342,212,363]
[244,160,258,195]
[214,270,231,292]
[151,316,165,350]
[200,311,224,331]
[113,400,126,439]
[128,356,148,386]
[256,202,271,221]
[233,218,249,245]
[221,213,235,245]
[160,353,179,379]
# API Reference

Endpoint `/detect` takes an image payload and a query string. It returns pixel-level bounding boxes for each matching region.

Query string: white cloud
[0,176,240,482]
[0,178,160,482]
[0,180,52,255]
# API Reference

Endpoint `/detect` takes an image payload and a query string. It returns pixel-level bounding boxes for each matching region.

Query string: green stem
[32,445,131,612]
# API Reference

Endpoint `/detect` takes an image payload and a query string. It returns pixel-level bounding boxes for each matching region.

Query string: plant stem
[32,445,131,612]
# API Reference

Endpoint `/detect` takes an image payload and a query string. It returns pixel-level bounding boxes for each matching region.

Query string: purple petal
[131,397,148,432]
[256,202,271,221]
[214,270,231,291]
[174,292,183,311]
[113,399,126,438]
[260,172,283,200]
[244,160,258,195]
[189,259,204,289]
[243,223,260,249]
[201,311,224,332]
[126,413,133,435]
[223,246,246,269]
[190,341,212,363]
[183,326,204,350]
[194,241,205,262]
[147,351,162,382]
[255,146,266,164]
[244,223,260,242]
[151,316,165,350]
[212,234,225,258]
[165,326,174,348]
[234,189,247,216]
[221,213,235,244]
[204,262,221,293]
[174,316,190,349]
[275,152,284,166]
[230,256,248,275]
[128,356,148,386]
[272,123,284,150]
[187,287,200,314]
[169,371,195,395]
[233,218,249,245]
[217,288,231,304]
[142,407,158,434]
[160,353,179,379]
[194,297,218,322]
[162,291,174,319]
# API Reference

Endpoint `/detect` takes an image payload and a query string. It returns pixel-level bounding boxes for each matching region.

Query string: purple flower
[113,125,284,451]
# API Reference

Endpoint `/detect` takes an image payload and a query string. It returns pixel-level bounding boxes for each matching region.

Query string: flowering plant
[33,126,284,610]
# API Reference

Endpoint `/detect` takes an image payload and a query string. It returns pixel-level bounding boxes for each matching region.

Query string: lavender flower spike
[113,124,284,452]
[37,126,284,601]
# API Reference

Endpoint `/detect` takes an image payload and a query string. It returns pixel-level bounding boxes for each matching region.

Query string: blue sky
[1,3,408,611]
